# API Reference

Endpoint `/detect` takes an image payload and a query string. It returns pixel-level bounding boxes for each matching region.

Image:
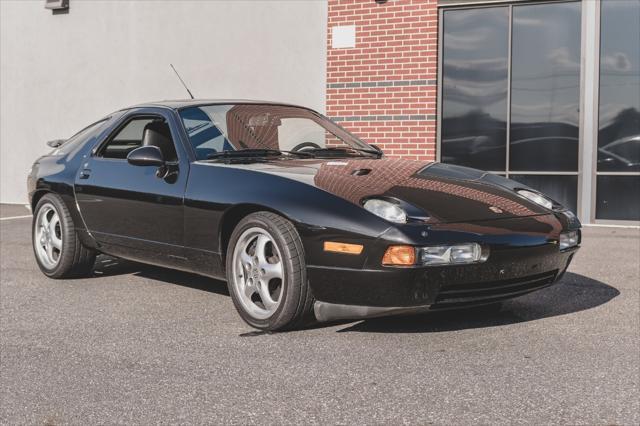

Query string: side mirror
[127,146,165,167]
[47,139,66,148]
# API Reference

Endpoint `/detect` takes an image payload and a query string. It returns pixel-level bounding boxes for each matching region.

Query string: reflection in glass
[441,7,509,171]
[509,2,581,172]
[598,0,640,172]
[510,174,578,214]
[596,176,640,221]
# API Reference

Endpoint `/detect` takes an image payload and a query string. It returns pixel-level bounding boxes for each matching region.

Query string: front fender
[183,162,395,269]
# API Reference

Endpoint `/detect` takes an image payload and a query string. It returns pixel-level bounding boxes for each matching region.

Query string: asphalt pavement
[1,204,638,425]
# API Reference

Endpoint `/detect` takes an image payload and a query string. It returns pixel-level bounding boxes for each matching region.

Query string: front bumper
[308,242,578,322]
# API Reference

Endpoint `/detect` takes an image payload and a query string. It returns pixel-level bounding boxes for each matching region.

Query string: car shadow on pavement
[91,257,618,334]
[92,255,230,296]
[336,272,619,333]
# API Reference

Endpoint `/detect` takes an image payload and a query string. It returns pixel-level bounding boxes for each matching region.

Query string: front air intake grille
[432,270,558,309]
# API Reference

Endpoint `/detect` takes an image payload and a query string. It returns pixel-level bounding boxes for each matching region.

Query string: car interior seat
[142,121,177,162]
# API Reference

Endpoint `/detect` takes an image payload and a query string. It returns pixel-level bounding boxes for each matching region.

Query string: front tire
[226,212,314,331]
[32,193,96,278]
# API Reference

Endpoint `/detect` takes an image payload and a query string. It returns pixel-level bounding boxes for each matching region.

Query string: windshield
[178,104,374,160]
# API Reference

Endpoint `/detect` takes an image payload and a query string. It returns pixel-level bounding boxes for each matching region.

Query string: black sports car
[28,100,581,330]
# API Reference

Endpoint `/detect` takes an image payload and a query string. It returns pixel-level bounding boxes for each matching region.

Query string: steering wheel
[291,142,321,152]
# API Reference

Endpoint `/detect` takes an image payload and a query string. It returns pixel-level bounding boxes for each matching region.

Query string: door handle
[79,169,91,179]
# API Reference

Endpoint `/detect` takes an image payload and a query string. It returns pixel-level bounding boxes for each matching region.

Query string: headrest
[142,121,171,148]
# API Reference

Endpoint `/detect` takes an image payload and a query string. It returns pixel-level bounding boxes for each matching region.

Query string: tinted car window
[106,117,178,162]
[99,117,161,160]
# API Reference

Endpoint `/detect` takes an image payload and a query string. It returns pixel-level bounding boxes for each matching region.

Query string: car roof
[127,99,307,111]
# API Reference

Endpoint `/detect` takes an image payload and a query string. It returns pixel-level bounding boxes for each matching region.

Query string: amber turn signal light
[323,241,364,255]
[382,245,416,266]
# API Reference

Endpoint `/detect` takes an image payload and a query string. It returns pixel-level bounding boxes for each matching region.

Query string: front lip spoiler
[313,301,432,323]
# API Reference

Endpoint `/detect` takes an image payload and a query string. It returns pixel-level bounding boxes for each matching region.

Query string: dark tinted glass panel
[510,2,581,171]
[441,7,508,171]
[596,176,640,221]
[598,0,640,172]
[510,174,578,214]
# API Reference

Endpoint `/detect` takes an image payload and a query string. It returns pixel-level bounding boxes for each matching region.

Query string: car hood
[234,157,550,223]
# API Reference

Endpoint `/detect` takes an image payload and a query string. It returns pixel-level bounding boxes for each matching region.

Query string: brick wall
[326,0,438,161]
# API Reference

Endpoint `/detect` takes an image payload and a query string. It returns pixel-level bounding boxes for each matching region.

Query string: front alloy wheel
[226,212,314,331]
[231,227,284,319]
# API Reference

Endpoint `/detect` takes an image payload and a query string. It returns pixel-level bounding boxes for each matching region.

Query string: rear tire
[226,212,314,331]
[32,193,96,278]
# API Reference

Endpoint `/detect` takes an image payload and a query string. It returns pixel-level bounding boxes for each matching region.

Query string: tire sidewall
[226,213,304,330]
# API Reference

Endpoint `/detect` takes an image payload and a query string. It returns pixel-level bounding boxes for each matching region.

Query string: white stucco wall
[0,0,327,204]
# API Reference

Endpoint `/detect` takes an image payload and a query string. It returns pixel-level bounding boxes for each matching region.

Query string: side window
[99,117,177,162]
[100,118,154,159]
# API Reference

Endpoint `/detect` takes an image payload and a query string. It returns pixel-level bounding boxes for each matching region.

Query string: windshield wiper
[206,149,313,160]
[207,149,282,159]
[300,147,381,158]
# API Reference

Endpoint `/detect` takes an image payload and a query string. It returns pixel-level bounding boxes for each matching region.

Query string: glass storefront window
[596,176,640,221]
[509,2,581,172]
[441,7,509,171]
[440,1,581,216]
[597,0,640,173]
[440,0,639,222]
[596,0,640,221]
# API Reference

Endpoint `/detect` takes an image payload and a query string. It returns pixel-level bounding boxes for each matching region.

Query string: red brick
[327,0,438,159]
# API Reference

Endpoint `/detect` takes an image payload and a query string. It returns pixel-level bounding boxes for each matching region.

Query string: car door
[74,107,190,266]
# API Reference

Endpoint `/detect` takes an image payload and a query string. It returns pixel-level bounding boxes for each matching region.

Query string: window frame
[176,102,375,161]
[93,113,177,163]
[590,0,640,223]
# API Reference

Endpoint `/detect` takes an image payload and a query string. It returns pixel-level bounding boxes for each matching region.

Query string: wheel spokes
[261,261,282,281]
[40,209,50,229]
[50,233,62,250]
[257,280,278,309]
[46,239,55,261]
[232,227,285,319]
[50,214,62,250]
[244,280,257,299]
[239,250,253,270]
[254,234,269,264]
[34,204,63,268]
[48,212,59,236]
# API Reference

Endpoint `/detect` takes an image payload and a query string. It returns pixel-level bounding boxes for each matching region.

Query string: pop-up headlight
[517,189,554,210]
[363,199,407,223]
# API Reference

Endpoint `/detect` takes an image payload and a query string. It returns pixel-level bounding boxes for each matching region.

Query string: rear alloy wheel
[32,193,96,278]
[34,202,63,270]
[227,212,314,331]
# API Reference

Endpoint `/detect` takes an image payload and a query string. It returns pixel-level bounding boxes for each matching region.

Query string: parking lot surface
[1,204,638,424]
